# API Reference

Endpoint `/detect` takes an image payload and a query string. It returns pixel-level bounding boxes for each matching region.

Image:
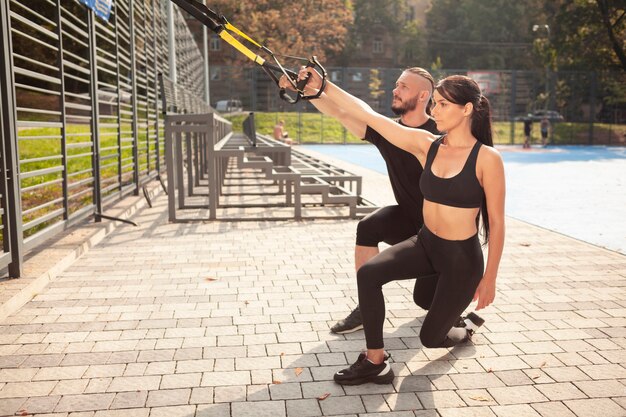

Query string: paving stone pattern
[0,159,624,417]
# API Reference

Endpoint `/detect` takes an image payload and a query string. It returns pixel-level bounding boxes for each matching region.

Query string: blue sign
[78,0,112,22]
[94,0,113,21]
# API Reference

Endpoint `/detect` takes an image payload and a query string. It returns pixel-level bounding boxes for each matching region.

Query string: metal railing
[0,0,209,277]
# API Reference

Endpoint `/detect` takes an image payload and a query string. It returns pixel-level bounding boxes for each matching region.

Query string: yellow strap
[225,23,263,48]
[219,31,266,65]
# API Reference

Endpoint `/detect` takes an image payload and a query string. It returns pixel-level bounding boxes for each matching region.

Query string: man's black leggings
[356,205,442,312]
[357,225,484,349]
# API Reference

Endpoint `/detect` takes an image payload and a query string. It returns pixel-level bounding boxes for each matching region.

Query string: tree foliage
[420,0,624,111]
[550,0,625,72]
[208,0,353,65]
[424,0,547,70]
[342,0,419,66]
[368,69,384,99]
[351,0,407,30]
[398,20,429,68]
[547,0,625,108]
[421,0,624,74]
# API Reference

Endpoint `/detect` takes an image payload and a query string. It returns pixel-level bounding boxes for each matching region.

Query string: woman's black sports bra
[419,136,484,209]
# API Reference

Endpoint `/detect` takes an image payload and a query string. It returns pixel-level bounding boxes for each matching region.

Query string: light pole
[533,24,550,108]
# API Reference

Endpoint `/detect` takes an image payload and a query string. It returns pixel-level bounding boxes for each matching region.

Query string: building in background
[347,0,432,68]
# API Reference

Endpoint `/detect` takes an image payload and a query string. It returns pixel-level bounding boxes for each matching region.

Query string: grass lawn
[226,112,362,144]
[226,112,625,145]
[15,123,157,236]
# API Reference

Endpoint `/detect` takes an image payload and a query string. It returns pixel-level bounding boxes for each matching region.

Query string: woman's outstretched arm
[299,68,436,159]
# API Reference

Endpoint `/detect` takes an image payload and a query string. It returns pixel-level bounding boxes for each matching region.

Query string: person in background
[273,119,292,145]
[540,116,551,146]
[523,116,533,149]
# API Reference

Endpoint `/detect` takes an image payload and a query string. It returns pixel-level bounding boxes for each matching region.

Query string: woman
[291,69,505,385]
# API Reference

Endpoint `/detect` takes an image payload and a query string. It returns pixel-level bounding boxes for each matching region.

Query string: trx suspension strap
[168,0,327,103]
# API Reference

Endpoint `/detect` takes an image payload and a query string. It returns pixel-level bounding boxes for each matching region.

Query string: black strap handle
[278,60,316,104]
[299,56,327,101]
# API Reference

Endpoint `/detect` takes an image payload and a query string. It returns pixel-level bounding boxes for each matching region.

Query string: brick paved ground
[0,154,624,417]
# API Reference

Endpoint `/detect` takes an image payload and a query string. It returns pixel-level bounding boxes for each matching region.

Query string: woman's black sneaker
[455,312,484,329]
[462,312,486,341]
[464,312,485,330]
[334,353,394,385]
[454,316,467,328]
[330,305,363,334]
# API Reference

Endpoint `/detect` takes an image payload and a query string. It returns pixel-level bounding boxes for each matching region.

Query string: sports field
[302,144,626,254]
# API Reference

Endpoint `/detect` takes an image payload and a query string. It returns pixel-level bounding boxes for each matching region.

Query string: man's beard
[391,95,419,116]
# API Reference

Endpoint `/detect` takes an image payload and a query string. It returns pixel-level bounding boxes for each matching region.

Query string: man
[281,67,482,334]
[540,116,550,146]
[523,116,533,149]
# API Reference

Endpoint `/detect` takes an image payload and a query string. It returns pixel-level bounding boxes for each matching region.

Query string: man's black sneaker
[334,353,394,385]
[330,305,363,334]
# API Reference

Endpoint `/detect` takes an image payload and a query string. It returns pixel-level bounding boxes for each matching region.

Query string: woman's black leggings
[357,225,484,349]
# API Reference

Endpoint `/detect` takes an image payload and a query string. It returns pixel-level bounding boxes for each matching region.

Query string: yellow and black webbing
[168,0,327,103]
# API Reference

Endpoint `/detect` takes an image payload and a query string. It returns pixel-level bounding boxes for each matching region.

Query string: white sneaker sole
[332,324,364,334]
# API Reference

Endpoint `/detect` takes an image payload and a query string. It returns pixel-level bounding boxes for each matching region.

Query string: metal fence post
[589,71,596,145]
[202,1,210,104]
[151,0,159,175]
[186,131,193,195]
[206,113,217,219]
[510,70,517,144]
[129,0,139,195]
[176,131,184,209]
[88,10,104,222]
[297,110,302,143]
[55,2,69,220]
[164,117,177,222]
[251,67,257,111]
[548,71,556,113]
[0,0,24,277]
[167,1,177,83]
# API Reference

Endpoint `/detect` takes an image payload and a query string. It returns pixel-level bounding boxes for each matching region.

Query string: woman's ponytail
[471,95,493,148]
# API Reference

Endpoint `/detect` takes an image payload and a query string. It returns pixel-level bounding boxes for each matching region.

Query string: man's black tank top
[419,136,484,208]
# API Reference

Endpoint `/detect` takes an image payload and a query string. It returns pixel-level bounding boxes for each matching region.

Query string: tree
[398,20,429,67]
[424,0,547,70]
[549,0,625,72]
[596,0,626,71]
[340,0,408,66]
[207,0,352,66]
[368,68,385,111]
[547,0,626,120]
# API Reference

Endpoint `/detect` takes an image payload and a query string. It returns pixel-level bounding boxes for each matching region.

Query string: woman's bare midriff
[422,200,480,240]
